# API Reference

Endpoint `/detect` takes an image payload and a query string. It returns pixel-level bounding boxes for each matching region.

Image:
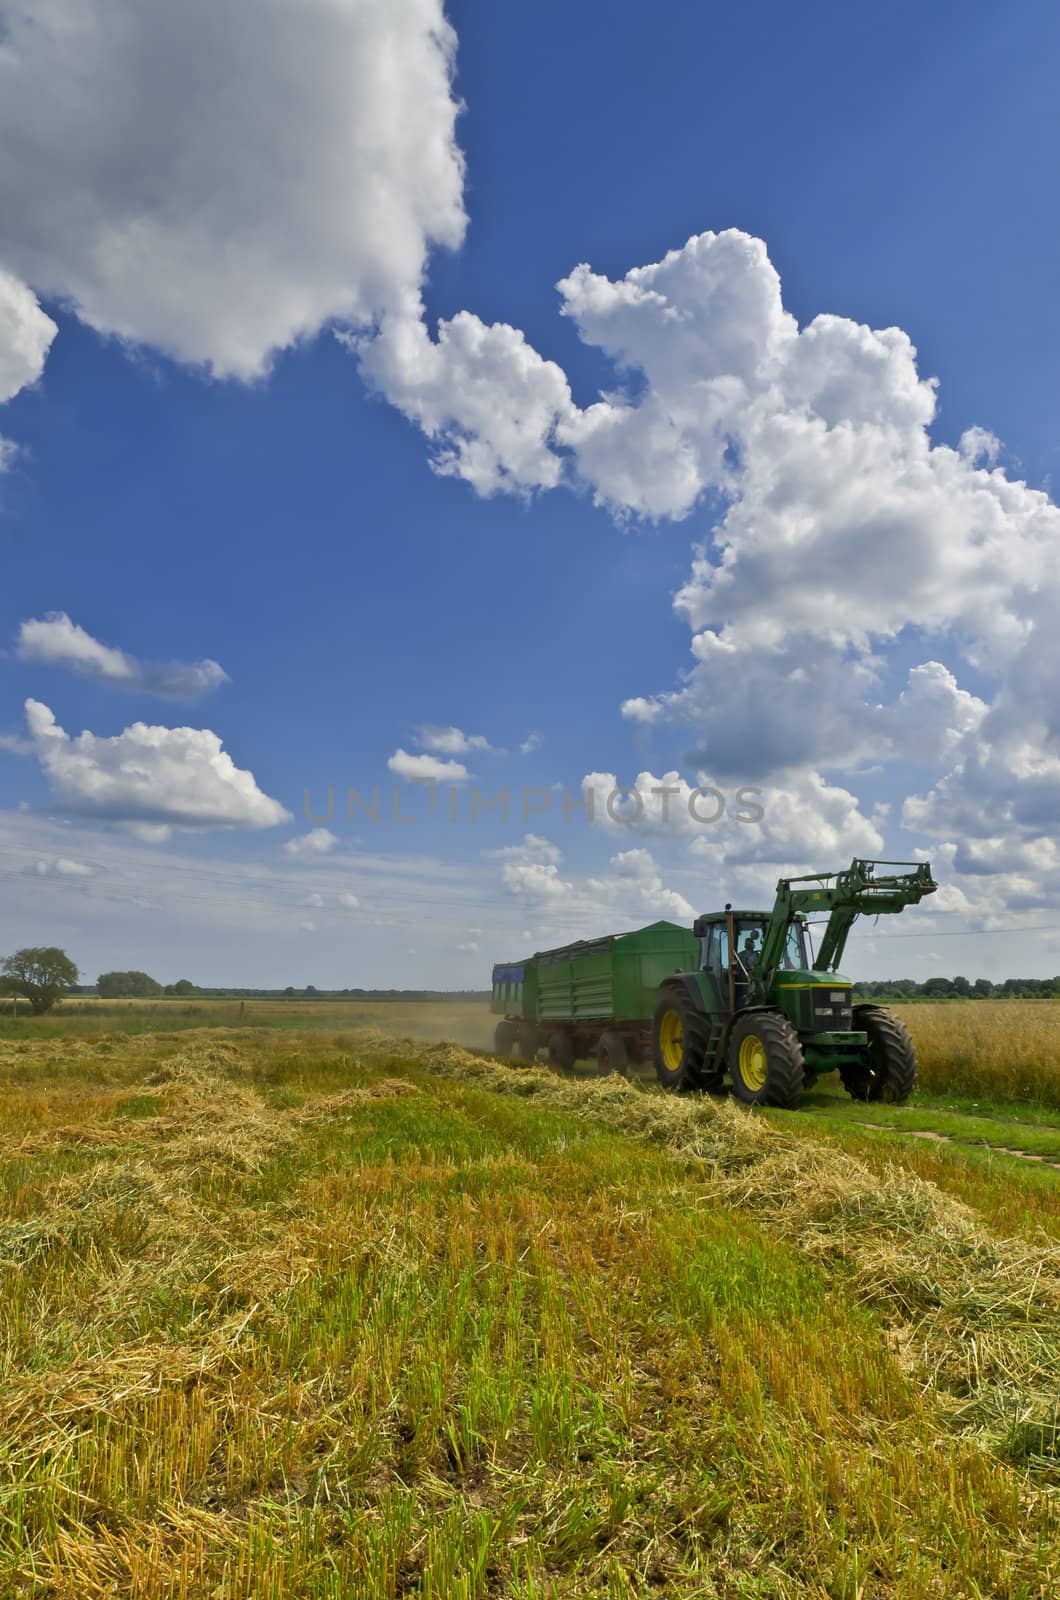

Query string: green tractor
[653,858,937,1107]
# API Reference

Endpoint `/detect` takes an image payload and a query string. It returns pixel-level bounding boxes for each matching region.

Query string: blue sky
[1,0,1059,987]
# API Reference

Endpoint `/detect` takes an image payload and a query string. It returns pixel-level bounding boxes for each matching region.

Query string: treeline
[94,971,194,998]
[81,974,488,1001]
[855,976,1060,1000]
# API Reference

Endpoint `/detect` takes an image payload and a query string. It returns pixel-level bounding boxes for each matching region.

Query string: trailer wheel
[652,991,709,1092]
[516,1022,540,1060]
[727,1012,804,1108]
[595,1031,628,1078]
[547,1031,576,1072]
[493,1020,518,1055]
[842,1006,917,1103]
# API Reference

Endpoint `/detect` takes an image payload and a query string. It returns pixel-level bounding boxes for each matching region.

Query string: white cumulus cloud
[377,222,1057,919]
[588,847,693,921]
[0,267,56,404]
[17,612,228,699]
[283,828,339,858]
[0,0,465,379]
[357,308,573,495]
[388,748,471,782]
[33,856,93,877]
[20,699,291,830]
[0,266,57,468]
[494,833,694,928]
[415,724,491,754]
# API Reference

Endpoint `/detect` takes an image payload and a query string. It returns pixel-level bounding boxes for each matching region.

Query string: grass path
[798,1083,1060,1162]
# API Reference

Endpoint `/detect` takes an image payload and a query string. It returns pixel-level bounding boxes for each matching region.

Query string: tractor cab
[693,909,816,1015]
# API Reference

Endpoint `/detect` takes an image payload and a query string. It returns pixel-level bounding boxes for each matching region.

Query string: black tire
[515,1022,540,1060]
[494,1020,518,1055]
[547,1031,576,1072]
[842,1006,917,1103]
[595,1031,629,1078]
[652,990,711,1092]
[727,1012,805,1108]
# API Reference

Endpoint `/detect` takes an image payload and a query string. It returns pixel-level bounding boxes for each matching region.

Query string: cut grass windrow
[406,1036,1060,1472]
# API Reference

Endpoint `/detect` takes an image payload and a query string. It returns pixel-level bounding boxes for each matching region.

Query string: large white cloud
[0,266,57,468]
[19,699,291,830]
[0,0,465,379]
[371,224,1059,918]
[0,267,56,404]
[17,612,228,699]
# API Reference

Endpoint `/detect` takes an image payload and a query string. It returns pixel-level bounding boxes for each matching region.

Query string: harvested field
[0,1023,1059,1596]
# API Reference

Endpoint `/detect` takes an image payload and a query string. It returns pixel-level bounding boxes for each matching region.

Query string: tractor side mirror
[692,916,707,937]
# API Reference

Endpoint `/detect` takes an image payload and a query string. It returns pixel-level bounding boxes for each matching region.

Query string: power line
[808,922,1060,941]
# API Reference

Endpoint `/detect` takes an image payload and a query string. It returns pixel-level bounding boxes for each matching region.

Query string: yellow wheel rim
[659,1009,684,1072]
[738,1033,768,1093]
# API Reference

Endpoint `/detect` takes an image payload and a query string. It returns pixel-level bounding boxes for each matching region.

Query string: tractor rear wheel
[547,1031,576,1072]
[652,990,710,1092]
[595,1031,628,1078]
[727,1012,805,1108]
[842,1006,917,1103]
[494,1020,518,1055]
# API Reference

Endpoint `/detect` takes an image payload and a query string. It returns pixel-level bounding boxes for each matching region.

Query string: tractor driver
[735,931,759,1003]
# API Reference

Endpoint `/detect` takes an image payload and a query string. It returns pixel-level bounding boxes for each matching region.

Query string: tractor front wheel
[727,1012,805,1108]
[652,991,709,1092]
[842,1006,917,1103]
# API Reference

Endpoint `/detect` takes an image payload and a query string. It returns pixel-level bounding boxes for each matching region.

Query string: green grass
[0,1025,1059,1596]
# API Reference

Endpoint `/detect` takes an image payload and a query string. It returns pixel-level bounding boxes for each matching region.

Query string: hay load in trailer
[491,857,937,1108]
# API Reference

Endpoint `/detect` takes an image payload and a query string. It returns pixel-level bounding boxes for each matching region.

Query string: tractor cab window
[703,923,729,980]
[782,921,809,970]
[734,919,766,976]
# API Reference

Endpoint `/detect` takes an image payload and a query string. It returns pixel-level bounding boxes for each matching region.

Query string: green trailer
[491,921,700,1076]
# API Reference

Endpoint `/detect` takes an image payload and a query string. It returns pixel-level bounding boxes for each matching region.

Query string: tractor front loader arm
[759,858,937,979]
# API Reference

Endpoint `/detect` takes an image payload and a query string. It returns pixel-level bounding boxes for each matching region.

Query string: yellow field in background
[894,999,1060,1102]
